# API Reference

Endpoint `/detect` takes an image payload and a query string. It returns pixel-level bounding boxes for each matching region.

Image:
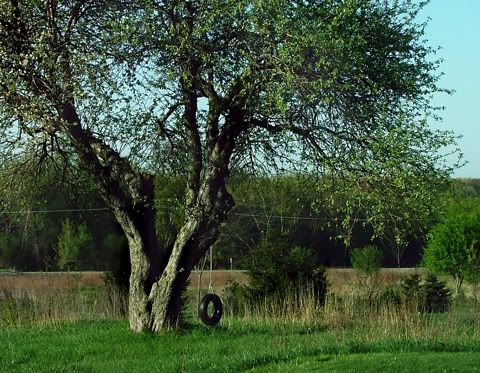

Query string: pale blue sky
[422,1,480,177]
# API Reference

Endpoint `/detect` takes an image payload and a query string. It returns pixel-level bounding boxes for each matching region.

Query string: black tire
[198,293,223,326]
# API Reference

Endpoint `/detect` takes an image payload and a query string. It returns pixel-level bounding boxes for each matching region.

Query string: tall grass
[2,273,480,350]
[0,286,127,328]
[222,282,480,345]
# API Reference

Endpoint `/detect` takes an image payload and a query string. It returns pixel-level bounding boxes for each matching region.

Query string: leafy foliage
[56,218,93,271]
[245,234,329,305]
[422,199,480,294]
[0,0,460,203]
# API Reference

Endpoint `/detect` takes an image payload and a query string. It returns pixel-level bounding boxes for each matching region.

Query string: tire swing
[197,247,223,326]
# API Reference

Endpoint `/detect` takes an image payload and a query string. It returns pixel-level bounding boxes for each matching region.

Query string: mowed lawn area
[2,319,480,372]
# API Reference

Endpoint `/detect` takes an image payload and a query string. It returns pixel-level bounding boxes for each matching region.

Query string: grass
[0,287,127,328]
[0,269,417,294]
[1,318,480,372]
[0,271,105,291]
[2,270,480,371]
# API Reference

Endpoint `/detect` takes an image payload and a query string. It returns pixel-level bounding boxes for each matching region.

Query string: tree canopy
[422,199,480,295]
[0,0,461,331]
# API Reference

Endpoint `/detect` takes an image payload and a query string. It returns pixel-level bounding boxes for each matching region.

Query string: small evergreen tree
[401,272,423,303]
[401,272,451,313]
[422,273,451,313]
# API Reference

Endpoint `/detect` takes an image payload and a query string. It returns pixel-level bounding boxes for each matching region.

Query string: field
[0,268,417,294]
[1,269,480,371]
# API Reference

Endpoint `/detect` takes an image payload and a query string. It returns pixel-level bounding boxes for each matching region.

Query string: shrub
[421,273,451,313]
[223,280,250,316]
[103,233,130,292]
[379,284,402,305]
[350,245,383,301]
[350,245,383,275]
[422,203,480,295]
[244,236,329,308]
[400,272,451,313]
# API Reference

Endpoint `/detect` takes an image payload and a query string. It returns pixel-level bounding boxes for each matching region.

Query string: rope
[196,254,208,315]
[208,247,214,294]
[197,246,216,318]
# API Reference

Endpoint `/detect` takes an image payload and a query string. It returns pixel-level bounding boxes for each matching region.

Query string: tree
[466,239,480,301]
[422,200,480,295]
[350,244,383,301]
[56,218,93,271]
[216,175,322,268]
[0,0,460,331]
[0,159,124,271]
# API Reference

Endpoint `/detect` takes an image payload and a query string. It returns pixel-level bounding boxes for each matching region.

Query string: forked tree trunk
[115,179,231,332]
[122,212,226,332]
[62,94,241,331]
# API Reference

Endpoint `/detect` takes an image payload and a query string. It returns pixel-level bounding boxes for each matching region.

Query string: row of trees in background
[1,164,480,275]
[0,165,127,272]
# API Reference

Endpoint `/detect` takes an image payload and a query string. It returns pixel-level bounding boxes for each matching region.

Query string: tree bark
[112,202,161,332]
[147,179,234,331]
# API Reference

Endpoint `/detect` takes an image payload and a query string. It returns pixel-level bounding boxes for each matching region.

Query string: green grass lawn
[2,319,480,372]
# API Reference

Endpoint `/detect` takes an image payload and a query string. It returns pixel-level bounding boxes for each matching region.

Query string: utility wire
[0,205,438,222]
[0,207,110,215]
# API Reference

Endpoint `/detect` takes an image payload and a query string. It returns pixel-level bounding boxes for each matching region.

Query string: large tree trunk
[61,102,235,331]
[114,176,232,332]
[120,211,228,332]
[147,190,232,331]
[109,177,162,332]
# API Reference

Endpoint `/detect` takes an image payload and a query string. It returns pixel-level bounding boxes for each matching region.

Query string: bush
[244,236,329,308]
[223,280,250,316]
[379,284,402,305]
[400,272,451,313]
[102,233,130,292]
[350,245,383,301]
[350,245,382,275]
[421,273,451,313]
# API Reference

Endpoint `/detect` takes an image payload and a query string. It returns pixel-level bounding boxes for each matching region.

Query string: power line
[0,207,110,215]
[0,205,438,222]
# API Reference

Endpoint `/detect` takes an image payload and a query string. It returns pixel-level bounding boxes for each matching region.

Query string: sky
[421,1,480,178]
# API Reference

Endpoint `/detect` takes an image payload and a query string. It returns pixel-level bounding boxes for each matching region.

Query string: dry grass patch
[0,271,105,293]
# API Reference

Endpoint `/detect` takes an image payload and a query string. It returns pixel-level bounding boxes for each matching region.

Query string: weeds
[1,268,479,347]
[0,286,127,328]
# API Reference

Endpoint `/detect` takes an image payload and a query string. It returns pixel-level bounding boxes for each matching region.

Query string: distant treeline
[1,168,479,271]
